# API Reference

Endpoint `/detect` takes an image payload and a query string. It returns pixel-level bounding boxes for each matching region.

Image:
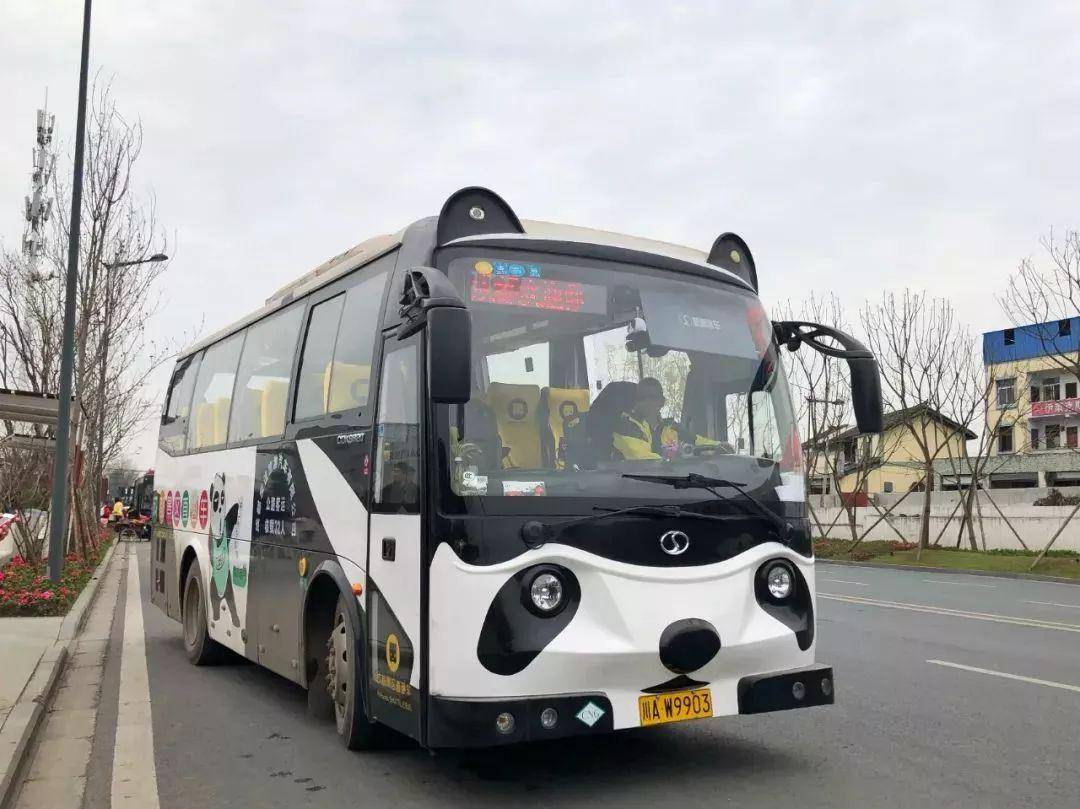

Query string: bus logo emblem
[659,530,690,556]
[386,633,401,673]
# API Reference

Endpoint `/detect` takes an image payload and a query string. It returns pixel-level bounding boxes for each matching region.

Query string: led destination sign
[468,273,606,314]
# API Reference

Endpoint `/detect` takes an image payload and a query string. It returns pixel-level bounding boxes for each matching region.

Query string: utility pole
[47,0,93,582]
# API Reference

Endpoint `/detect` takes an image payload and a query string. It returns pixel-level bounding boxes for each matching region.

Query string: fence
[810,487,1080,551]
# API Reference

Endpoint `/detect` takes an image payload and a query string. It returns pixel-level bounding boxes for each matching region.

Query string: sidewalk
[0,618,64,730]
[0,542,118,807]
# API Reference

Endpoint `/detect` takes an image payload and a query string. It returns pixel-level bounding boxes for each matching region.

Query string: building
[806,404,974,495]
[982,317,1080,487]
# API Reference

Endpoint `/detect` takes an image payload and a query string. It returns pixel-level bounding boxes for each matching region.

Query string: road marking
[820,578,870,587]
[819,592,1080,633]
[1024,600,1080,610]
[927,659,1080,694]
[111,547,160,808]
[923,578,996,588]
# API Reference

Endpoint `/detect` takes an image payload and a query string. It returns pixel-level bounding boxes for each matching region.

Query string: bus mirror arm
[397,267,473,404]
[773,320,884,435]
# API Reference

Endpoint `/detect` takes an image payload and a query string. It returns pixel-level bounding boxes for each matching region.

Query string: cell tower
[23,102,56,263]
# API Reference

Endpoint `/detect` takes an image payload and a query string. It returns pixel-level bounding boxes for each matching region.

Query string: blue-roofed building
[982,317,1080,488]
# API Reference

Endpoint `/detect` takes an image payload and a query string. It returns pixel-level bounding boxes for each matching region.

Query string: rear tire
[182,561,226,665]
[327,595,380,749]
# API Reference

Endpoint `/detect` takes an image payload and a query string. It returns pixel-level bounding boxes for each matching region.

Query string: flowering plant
[0,542,111,617]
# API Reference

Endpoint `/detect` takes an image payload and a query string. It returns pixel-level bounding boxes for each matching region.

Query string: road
[14,544,1080,808]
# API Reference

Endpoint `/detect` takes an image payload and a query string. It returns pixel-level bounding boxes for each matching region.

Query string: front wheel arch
[301,562,368,718]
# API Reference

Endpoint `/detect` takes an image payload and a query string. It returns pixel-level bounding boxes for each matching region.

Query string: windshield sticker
[502,480,547,497]
[576,701,606,727]
[459,470,488,495]
[776,472,806,503]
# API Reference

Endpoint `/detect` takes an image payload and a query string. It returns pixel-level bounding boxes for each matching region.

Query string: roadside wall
[810,488,1080,551]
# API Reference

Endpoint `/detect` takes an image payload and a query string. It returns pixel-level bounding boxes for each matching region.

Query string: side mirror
[396,266,472,404]
[427,307,471,404]
[774,320,884,434]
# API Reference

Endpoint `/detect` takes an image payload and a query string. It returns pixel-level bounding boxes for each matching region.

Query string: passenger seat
[540,387,591,468]
[261,379,290,437]
[325,361,371,412]
[485,383,542,469]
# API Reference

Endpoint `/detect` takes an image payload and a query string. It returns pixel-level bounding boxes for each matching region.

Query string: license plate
[638,688,713,727]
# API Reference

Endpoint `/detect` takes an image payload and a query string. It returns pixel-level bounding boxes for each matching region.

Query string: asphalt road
[65,546,1080,808]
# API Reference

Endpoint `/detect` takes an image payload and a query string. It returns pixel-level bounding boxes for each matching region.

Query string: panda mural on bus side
[208,472,245,627]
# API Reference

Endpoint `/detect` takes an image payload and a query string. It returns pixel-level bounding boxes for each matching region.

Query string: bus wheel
[183,561,225,665]
[326,596,379,749]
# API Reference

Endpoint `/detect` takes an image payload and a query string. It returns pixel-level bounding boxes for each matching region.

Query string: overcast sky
[3,1,1080,467]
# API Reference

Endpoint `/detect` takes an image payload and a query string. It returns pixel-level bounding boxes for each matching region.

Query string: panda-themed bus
[151,187,882,749]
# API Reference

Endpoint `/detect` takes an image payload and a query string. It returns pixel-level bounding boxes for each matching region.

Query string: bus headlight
[529,572,565,614]
[764,561,795,602]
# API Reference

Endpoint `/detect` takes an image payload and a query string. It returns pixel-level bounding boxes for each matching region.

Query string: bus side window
[325,273,388,415]
[228,306,304,443]
[187,333,244,450]
[161,352,201,454]
[294,295,345,421]
[373,341,420,514]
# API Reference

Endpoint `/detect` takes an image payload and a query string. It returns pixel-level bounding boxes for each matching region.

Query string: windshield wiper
[520,503,739,549]
[621,472,795,544]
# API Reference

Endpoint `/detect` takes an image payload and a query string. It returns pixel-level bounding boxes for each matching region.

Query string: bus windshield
[442,254,802,506]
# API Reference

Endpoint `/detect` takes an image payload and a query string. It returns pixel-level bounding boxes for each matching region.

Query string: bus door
[366,333,424,739]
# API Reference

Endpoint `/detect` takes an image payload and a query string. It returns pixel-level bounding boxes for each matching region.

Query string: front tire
[326,595,380,749]
[182,561,225,665]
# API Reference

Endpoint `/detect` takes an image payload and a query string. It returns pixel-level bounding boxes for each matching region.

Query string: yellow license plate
[638,688,713,727]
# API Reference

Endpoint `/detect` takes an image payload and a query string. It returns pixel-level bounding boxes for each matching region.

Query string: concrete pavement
[10,547,1080,808]
[0,618,62,728]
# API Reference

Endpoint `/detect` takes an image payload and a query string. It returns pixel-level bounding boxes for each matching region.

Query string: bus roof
[176,217,738,361]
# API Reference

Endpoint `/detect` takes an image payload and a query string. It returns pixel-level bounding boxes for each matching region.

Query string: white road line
[927,659,1080,694]
[820,578,870,587]
[1024,600,1080,610]
[111,547,160,808]
[923,578,996,588]
[819,592,1080,633]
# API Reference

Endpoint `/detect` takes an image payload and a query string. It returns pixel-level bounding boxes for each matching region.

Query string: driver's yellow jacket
[612,411,721,460]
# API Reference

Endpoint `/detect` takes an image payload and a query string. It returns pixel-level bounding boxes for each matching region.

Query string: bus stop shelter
[0,387,65,450]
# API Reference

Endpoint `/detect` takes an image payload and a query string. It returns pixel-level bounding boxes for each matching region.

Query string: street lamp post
[46,0,94,582]
[95,254,167,500]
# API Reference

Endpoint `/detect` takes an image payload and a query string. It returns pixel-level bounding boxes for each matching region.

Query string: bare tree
[860,290,981,555]
[1,79,182,558]
[999,229,1080,377]
[774,293,853,536]
[997,229,1080,566]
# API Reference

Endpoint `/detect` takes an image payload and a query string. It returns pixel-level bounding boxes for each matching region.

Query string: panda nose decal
[659,618,721,674]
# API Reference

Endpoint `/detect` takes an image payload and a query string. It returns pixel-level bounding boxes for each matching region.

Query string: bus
[151,187,882,749]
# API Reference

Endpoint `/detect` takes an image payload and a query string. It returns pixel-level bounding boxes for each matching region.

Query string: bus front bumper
[426,664,834,748]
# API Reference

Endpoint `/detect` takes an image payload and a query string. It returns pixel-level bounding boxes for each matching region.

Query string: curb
[0,540,120,809]
[819,557,1080,585]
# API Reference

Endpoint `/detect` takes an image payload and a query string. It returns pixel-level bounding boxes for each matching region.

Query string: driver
[612,377,726,460]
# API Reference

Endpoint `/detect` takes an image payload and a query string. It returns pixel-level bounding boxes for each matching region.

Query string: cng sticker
[172,490,181,527]
[182,490,191,527]
[165,491,174,526]
[198,490,209,530]
[576,701,605,727]
[386,633,401,673]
